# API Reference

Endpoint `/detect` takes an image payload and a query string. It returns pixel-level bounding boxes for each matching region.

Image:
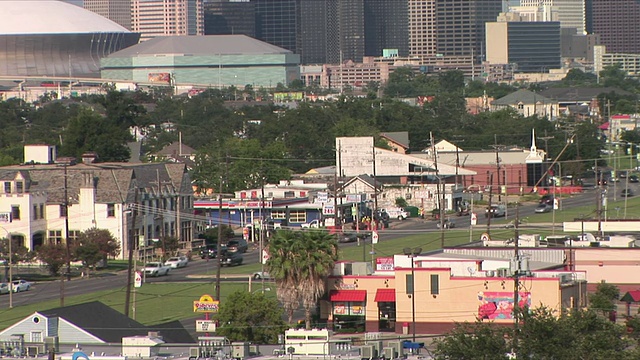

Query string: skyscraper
[436,0,503,60]
[408,0,437,57]
[203,0,255,37]
[254,0,299,54]
[519,0,586,34]
[132,0,203,40]
[84,0,132,30]
[586,0,640,54]
[364,0,409,57]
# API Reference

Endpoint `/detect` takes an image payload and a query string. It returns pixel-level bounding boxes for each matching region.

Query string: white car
[165,256,188,269]
[143,262,171,277]
[300,219,320,228]
[11,280,31,292]
[252,271,272,280]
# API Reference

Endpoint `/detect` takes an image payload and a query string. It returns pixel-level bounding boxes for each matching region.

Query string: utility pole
[60,163,70,307]
[124,188,139,317]
[487,173,494,235]
[215,174,223,301]
[492,135,505,201]
[513,204,521,356]
[537,131,554,160]
[431,132,445,248]
[372,143,378,268]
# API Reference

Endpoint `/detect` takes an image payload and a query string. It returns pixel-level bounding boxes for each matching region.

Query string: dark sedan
[339,232,370,243]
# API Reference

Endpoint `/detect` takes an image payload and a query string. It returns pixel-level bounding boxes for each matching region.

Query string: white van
[383,207,410,220]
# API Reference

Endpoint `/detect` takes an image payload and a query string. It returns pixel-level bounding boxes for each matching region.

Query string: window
[60,204,67,217]
[11,205,20,220]
[284,191,295,198]
[69,230,80,242]
[271,211,286,219]
[289,210,306,223]
[16,182,23,193]
[4,182,10,193]
[33,205,38,220]
[30,331,42,343]
[107,204,115,217]
[48,230,63,244]
[430,274,440,295]
[40,204,44,220]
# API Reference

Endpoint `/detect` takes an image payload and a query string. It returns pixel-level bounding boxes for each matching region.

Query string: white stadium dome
[0,0,130,35]
[0,0,139,77]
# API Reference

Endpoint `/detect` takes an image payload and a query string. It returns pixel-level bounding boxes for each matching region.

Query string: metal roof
[0,0,130,34]
[108,35,292,57]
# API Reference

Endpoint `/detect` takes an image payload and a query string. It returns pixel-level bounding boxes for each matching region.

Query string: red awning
[329,290,367,302]
[374,288,396,302]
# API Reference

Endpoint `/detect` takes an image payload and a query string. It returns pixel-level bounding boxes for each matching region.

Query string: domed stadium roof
[0,0,130,35]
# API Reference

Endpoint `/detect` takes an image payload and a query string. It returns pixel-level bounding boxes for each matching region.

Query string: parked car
[11,279,31,292]
[143,262,171,277]
[340,232,370,243]
[534,204,552,213]
[226,239,248,253]
[165,256,188,269]
[252,271,272,280]
[300,219,320,228]
[221,252,243,267]
[485,205,506,218]
[0,283,9,295]
[630,175,639,183]
[621,189,634,197]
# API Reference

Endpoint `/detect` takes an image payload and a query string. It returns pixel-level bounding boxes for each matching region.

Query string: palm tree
[266,229,339,329]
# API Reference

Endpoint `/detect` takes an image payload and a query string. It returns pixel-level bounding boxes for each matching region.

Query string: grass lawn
[0,282,262,331]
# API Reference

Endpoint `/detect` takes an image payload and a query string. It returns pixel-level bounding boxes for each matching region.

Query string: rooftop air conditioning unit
[497,268,509,278]
[360,345,376,360]
[383,347,397,359]
[387,341,403,356]
[486,270,496,277]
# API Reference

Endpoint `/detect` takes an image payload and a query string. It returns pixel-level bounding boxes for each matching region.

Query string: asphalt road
[0,186,625,309]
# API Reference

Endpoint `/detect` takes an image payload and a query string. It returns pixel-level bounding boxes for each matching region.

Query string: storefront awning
[329,290,367,302]
[374,288,396,302]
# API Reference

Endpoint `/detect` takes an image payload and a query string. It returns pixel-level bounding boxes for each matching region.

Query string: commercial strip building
[321,247,585,334]
[0,145,195,258]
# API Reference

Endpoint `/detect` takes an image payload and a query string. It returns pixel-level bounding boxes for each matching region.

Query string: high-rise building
[518,0,586,34]
[298,0,328,64]
[254,0,299,54]
[132,0,203,40]
[203,0,255,37]
[84,0,132,30]
[364,0,409,57]
[586,0,640,54]
[436,0,503,60]
[408,0,437,57]
[486,18,562,72]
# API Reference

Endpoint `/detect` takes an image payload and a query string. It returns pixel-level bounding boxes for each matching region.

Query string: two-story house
[0,145,195,259]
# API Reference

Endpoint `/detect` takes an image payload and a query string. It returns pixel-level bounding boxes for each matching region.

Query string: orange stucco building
[321,261,585,334]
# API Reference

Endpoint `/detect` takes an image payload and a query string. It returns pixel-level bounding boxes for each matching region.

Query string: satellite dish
[467,266,476,276]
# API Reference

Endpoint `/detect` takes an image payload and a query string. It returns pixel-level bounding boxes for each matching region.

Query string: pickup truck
[143,262,170,277]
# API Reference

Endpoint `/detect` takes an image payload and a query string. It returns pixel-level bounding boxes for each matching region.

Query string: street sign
[470,213,477,226]
[553,198,559,210]
[372,230,379,244]
[196,320,216,333]
[262,249,269,264]
[134,271,142,288]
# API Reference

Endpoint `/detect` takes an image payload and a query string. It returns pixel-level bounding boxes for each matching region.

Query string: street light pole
[403,247,422,342]
[1,227,12,308]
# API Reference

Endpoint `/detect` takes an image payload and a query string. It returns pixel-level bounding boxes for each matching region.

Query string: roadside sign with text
[134,271,142,288]
[372,230,379,244]
[323,205,335,215]
[317,192,329,203]
[0,212,10,223]
[346,194,360,203]
[471,213,477,226]
[376,257,394,271]
[194,294,219,313]
[196,320,217,333]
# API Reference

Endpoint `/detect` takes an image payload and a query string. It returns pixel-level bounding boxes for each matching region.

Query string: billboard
[148,72,171,83]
